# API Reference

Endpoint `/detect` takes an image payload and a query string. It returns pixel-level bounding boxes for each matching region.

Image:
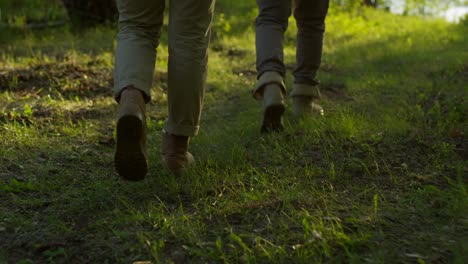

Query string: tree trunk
[61,0,117,28]
[363,0,378,8]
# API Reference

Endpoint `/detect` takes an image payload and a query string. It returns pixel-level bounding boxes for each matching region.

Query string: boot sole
[115,115,147,181]
[261,104,285,133]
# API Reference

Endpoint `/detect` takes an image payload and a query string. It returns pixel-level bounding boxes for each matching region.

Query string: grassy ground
[0,2,467,263]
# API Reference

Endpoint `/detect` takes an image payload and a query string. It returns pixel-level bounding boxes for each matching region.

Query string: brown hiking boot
[261,84,285,133]
[293,96,324,117]
[114,86,148,181]
[161,132,195,173]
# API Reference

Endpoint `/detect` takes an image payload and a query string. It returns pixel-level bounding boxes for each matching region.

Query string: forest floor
[0,3,467,264]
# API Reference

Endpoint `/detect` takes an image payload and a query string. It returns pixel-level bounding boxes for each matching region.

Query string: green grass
[1,2,467,263]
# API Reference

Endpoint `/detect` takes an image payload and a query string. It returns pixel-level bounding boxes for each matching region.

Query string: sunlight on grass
[0,2,467,263]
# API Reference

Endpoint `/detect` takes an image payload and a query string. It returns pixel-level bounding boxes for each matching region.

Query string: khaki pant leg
[163,0,215,137]
[114,0,165,102]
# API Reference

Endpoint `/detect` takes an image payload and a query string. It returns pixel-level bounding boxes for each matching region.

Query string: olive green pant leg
[254,0,329,98]
[114,0,165,102]
[163,0,215,137]
[291,0,329,97]
[253,0,291,98]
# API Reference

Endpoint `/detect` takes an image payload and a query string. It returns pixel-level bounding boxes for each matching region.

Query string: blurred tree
[363,0,379,7]
[61,0,117,27]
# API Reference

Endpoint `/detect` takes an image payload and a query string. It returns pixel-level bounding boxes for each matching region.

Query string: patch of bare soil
[232,69,256,78]
[0,62,113,99]
[457,64,468,80]
[320,82,356,102]
[0,103,113,126]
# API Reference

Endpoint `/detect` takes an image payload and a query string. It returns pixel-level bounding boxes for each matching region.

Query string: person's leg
[254,0,291,132]
[113,0,165,180]
[114,0,165,101]
[253,0,291,98]
[291,0,329,116]
[163,0,215,137]
[161,0,215,172]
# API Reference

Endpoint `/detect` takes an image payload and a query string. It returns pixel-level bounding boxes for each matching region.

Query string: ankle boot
[161,132,195,173]
[293,96,324,117]
[114,87,148,181]
[261,84,285,133]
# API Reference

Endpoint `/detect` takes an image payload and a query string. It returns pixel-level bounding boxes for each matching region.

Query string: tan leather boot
[114,86,148,181]
[293,96,324,117]
[261,84,285,133]
[161,132,195,173]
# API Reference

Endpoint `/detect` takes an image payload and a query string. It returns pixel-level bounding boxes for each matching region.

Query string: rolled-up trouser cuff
[163,120,199,137]
[290,83,321,98]
[114,78,151,103]
[252,71,286,100]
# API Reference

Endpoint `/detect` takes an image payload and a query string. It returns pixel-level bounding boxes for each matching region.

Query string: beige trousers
[114,0,215,137]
